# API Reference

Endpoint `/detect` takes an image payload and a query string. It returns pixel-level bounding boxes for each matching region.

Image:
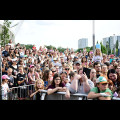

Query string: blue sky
[1,20,120,50]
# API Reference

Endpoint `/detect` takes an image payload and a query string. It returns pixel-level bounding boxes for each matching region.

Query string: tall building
[78,38,88,49]
[103,35,120,49]
[103,37,109,47]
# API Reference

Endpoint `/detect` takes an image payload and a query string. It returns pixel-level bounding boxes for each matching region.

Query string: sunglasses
[101,83,108,85]
[65,68,70,70]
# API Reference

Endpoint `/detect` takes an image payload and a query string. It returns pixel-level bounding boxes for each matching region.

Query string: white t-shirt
[2,83,9,100]
[92,55,103,63]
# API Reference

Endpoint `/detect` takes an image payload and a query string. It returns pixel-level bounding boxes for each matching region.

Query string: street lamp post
[93,20,95,53]
[113,34,116,56]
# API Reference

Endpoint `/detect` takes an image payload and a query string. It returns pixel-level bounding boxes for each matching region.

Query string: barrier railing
[0,84,35,100]
[0,84,120,100]
[39,90,89,100]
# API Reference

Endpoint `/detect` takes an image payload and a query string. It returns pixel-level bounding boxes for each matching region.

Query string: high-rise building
[78,38,88,49]
[103,37,109,47]
[103,35,120,49]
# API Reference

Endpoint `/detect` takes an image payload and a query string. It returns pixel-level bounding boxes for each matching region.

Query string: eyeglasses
[55,79,61,81]
[65,68,70,70]
[61,71,67,74]
[101,83,108,85]
[52,71,56,73]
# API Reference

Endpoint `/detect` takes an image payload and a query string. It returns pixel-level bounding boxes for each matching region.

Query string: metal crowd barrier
[1,84,35,100]
[0,84,120,100]
[39,90,89,100]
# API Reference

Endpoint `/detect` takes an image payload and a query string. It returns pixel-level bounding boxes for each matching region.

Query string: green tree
[0,20,18,47]
[0,20,12,47]
[25,44,33,49]
[116,39,118,49]
[57,46,66,53]
[100,42,107,54]
[45,45,56,50]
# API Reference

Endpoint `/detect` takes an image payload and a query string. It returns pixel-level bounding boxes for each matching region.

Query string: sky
[1,20,120,50]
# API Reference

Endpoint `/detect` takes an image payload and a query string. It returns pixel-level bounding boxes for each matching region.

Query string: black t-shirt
[17,73,27,86]
[2,50,9,57]
[36,92,41,100]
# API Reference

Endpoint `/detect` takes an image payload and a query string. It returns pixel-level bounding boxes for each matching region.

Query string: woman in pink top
[28,65,40,84]
[28,65,40,97]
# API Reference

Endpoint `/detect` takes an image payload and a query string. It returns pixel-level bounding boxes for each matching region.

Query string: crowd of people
[1,39,120,100]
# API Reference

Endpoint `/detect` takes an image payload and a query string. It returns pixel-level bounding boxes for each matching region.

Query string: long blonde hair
[34,79,44,91]
[94,48,102,57]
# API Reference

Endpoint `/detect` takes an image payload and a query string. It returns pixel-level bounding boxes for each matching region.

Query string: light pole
[113,34,116,56]
[93,20,95,53]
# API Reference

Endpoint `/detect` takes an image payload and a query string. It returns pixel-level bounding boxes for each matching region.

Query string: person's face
[15,49,18,53]
[20,61,24,65]
[103,56,107,59]
[116,66,120,73]
[79,69,83,75]
[109,65,114,69]
[26,50,29,54]
[98,83,108,91]
[54,77,61,85]
[102,66,108,73]
[83,57,86,62]
[19,68,23,73]
[96,49,100,54]
[64,78,68,83]
[31,67,34,72]
[52,69,56,76]
[90,69,96,78]
[5,79,8,83]
[108,84,113,91]
[95,64,101,72]
[13,61,17,65]
[109,73,117,82]
[37,81,43,89]
[75,63,81,70]
[7,70,12,76]
[56,67,59,73]
[49,71,53,79]
[112,60,116,64]
[3,59,7,64]
[65,67,70,74]
[10,48,14,53]
[61,73,67,81]
[5,45,9,50]
[61,58,64,63]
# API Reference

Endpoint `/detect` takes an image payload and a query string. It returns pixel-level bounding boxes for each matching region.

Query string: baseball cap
[12,58,18,62]
[96,76,108,84]
[110,54,114,57]
[74,61,81,65]
[2,75,10,80]
[30,65,34,68]
[53,58,57,61]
